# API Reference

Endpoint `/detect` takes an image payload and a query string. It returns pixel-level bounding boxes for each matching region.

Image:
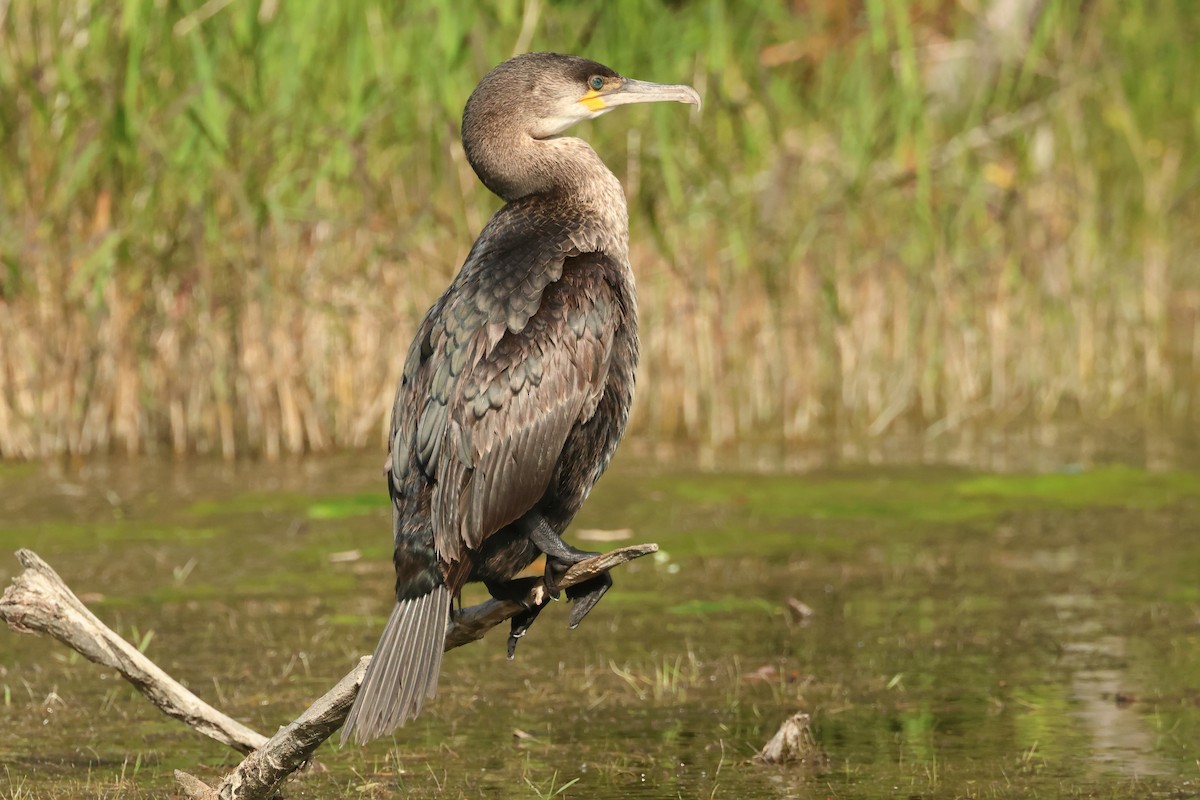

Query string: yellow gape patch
[579,89,607,112]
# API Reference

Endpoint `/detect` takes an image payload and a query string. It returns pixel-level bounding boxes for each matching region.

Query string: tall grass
[0,0,1197,458]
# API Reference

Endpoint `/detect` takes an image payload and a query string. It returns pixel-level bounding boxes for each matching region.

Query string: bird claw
[506,598,548,660]
[542,543,601,596]
[566,572,612,629]
[542,557,571,599]
[506,629,523,660]
[505,559,613,656]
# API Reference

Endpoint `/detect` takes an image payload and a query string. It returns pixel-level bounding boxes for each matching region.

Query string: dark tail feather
[341,585,451,745]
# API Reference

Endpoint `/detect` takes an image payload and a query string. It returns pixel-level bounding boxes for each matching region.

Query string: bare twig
[1,543,658,799]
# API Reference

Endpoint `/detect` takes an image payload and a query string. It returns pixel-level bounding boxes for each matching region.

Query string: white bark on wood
[0,549,268,753]
[174,658,371,800]
[1,543,658,799]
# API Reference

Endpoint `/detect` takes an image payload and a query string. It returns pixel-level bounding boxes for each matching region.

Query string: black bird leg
[526,515,613,629]
[507,602,547,659]
[484,576,547,659]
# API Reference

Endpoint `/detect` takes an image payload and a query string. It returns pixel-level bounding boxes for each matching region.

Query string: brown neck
[464,130,630,256]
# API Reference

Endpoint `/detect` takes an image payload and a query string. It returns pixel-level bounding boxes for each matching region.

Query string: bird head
[464,52,701,141]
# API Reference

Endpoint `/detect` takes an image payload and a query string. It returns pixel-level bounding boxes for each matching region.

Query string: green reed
[0,0,1196,457]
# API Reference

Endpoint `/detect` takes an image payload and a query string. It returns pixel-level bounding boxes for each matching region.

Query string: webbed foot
[565,572,612,628]
[507,599,548,659]
[537,541,612,628]
[485,576,547,660]
[525,515,615,629]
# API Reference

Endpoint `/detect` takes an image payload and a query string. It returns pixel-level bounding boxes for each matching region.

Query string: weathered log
[1,543,658,799]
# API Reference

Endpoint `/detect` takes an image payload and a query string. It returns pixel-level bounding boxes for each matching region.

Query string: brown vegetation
[1,1,1197,458]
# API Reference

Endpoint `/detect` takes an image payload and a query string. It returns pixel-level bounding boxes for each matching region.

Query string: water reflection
[633,421,1200,474]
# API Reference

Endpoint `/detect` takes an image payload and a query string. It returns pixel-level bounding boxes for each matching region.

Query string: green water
[1,446,1198,798]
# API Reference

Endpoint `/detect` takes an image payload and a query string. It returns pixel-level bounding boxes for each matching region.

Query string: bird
[341,52,700,745]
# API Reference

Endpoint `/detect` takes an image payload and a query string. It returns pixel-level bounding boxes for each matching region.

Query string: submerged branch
[2,543,657,800]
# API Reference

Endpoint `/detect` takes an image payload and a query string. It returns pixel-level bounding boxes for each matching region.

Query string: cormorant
[341,52,700,745]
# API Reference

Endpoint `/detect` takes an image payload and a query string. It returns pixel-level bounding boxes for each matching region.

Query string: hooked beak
[580,78,702,114]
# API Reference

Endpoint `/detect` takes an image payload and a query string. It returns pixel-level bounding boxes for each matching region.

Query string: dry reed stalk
[2,251,1197,462]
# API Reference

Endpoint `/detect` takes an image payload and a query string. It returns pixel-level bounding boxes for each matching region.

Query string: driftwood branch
[174,658,372,800]
[0,549,268,753]
[1,543,657,800]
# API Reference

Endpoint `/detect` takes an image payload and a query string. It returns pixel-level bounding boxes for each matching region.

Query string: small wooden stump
[756,711,827,767]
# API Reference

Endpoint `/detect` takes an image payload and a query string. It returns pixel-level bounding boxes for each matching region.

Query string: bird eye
[589,76,605,91]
